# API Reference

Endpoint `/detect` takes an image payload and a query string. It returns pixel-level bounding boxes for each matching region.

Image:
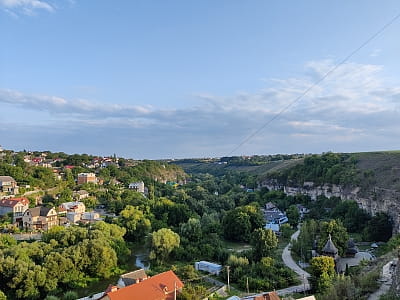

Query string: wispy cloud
[1,59,400,158]
[370,48,382,57]
[0,0,54,15]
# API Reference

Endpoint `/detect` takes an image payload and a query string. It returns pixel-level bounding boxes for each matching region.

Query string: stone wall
[260,179,400,233]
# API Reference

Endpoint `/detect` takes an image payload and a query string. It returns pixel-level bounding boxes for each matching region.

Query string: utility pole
[174,281,177,300]
[303,274,306,295]
[246,277,249,294]
[227,266,230,292]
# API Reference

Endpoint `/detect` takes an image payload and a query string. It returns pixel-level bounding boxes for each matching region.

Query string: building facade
[0,176,19,194]
[77,173,97,185]
[22,207,58,231]
[0,197,29,224]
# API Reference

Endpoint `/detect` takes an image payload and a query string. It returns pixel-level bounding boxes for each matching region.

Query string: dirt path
[368,259,398,300]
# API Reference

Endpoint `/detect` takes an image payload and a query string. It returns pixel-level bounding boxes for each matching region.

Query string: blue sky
[1,0,400,158]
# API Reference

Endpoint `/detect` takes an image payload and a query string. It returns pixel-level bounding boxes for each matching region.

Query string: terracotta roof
[0,197,29,208]
[105,270,183,300]
[9,197,29,205]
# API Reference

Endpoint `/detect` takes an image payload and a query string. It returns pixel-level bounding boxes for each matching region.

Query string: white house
[194,261,222,275]
[128,181,145,193]
[59,201,86,214]
[0,197,29,223]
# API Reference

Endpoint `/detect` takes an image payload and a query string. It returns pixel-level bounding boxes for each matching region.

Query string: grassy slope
[174,158,304,177]
[176,151,400,192]
[351,151,400,190]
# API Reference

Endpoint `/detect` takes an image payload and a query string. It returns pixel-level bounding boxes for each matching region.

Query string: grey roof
[29,206,55,217]
[347,238,356,249]
[264,210,286,223]
[322,235,338,254]
[0,176,15,182]
[119,269,147,286]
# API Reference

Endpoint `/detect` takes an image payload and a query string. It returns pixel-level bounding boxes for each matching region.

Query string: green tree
[58,188,73,206]
[179,218,202,242]
[0,234,17,249]
[0,290,6,300]
[222,205,265,242]
[310,256,335,293]
[251,228,278,261]
[177,283,208,300]
[44,296,59,300]
[363,212,392,242]
[149,228,180,264]
[119,205,151,241]
[286,205,300,227]
[318,219,349,256]
[280,223,292,239]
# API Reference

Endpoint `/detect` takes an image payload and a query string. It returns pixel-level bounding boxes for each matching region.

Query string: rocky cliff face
[260,179,400,233]
[391,255,400,296]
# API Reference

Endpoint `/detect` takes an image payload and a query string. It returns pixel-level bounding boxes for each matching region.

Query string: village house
[73,190,90,200]
[117,269,148,288]
[59,201,86,214]
[100,270,183,300]
[80,211,101,224]
[53,169,62,180]
[58,201,86,224]
[296,204,310,218]
[22,206,58,231]
[195,261,222,275]
[0,197,29,224]
[77,173,97,185]
[128,181,145,193]
[262,202,288,225]
[0,176,19,194]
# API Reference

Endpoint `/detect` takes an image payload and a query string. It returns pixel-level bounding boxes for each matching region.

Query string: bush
[63,291,78,300]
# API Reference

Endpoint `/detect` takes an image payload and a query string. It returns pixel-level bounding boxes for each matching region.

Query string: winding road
[277,229,311,295]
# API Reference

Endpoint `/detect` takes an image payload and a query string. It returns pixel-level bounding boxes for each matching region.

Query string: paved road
[279,229,311,295]
[368,259,398,300]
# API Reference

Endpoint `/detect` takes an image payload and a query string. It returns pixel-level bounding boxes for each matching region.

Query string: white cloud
[1,59,400,158]
[0,0,54,15]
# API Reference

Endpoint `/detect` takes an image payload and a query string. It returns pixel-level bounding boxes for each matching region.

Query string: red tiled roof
[0,197,29,207]
[105,270,184,300]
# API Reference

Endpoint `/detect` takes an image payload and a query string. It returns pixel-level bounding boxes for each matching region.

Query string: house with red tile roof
[0,197,29,224]
[100,270,184,300]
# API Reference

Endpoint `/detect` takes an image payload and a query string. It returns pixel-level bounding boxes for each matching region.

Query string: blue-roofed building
[195,261,222,275]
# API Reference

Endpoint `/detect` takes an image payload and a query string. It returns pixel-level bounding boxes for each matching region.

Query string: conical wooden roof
[322,234,338,254]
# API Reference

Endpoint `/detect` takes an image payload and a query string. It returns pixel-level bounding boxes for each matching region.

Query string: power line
[227,11,400,156]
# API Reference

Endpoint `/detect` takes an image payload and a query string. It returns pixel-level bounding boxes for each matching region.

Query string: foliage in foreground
[0,222,129,299]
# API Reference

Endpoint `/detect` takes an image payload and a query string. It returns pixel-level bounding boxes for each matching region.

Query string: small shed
[194,261,222,275]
